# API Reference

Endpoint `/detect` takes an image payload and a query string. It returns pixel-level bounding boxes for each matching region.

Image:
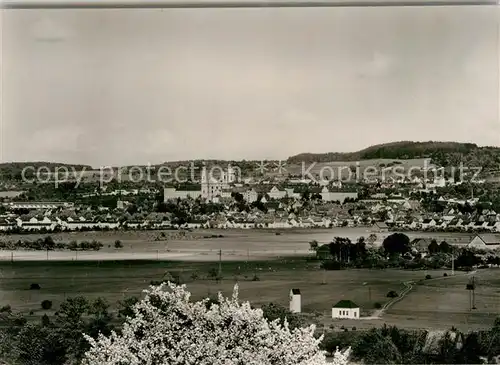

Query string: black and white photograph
[1,0,500,363]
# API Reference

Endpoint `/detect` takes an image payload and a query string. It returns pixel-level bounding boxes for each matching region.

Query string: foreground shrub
[41,300,53,310]
[83,282,351,365]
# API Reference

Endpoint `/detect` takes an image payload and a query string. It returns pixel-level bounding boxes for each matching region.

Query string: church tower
[201,165,210,200]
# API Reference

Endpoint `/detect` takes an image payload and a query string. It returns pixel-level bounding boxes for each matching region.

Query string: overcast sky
[2,5,499,167]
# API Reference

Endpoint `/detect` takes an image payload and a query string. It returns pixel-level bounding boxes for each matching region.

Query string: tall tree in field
[382,233,411,256]
[428,239,440,255]
[82,283,351,365]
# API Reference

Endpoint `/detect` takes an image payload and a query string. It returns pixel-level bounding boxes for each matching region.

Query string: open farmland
[1,255,497,332]
[0,260,409,313]
[0,228,474,262]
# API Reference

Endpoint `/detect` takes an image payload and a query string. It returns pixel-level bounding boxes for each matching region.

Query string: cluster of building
[289,289,360,319]
[163,166,357,204]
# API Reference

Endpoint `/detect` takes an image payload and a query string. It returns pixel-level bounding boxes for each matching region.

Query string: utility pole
[451,253,454,276]
[218,249,222,277]
[472,276,476,310]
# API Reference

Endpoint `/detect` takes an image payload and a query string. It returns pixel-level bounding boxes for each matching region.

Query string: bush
[114,240,123,249]
[41,314,50,326]
[352,326,357,331]
[374,302,382,309]
[443,273,448,277]
[425,274,432,280]
[30,283,41,290]
[320,260,345,270]
[386,291,399,298]
[251,274,260,281]
[29,310,34,315]
[0,305,11,313]
[41,300,53,310]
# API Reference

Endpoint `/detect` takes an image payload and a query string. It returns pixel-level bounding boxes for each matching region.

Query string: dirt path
[361,269,478,320]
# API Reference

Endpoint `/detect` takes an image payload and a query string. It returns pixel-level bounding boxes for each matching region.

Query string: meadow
[0,228,474,262]
[0,228,495,333]
[0,255,497,332]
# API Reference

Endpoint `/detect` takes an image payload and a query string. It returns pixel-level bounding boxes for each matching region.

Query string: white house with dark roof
[289,289,301,313]
[332,300,360,319]
[468,234,500,250]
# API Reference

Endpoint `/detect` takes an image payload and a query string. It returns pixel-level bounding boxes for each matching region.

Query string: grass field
[0,228,474,262]
[2,256,497,332]
[0,229,495,332]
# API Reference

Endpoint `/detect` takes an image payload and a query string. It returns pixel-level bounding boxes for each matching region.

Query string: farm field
[0,259,408,313]
[0,228,474,262]
[1,255,497,332]
[324,268,500,332]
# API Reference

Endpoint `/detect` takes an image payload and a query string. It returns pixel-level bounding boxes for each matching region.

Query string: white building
[332,300,360,319]
[201,165,236,201]
[468,234,500,250]
[163,187,202,201]
[289,288,301,313]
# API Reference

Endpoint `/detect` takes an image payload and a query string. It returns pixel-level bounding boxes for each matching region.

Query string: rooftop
[333,300,359,309]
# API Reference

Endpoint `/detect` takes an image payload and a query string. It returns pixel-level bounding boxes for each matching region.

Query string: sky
[2,4,500,167]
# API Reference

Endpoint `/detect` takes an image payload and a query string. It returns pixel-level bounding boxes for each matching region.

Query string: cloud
[32,18,70,42]
[358,51,394,78]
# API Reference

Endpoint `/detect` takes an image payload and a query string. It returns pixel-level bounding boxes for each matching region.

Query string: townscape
[3,2,500,364]
[1,144,500,364]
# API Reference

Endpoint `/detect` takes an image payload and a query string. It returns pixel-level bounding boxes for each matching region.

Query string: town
[1,162,499,242]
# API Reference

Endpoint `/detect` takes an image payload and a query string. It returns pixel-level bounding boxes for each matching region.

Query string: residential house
[16,216,57,231]
[372,221,389,232]
[269,218,291,229]
[421,218,436,230]
[268,186,287,200]
[331,300,360,319]
[468,234,500,250]
[0,219,16,231]
[244,189,259,203]
[411,238,430,255]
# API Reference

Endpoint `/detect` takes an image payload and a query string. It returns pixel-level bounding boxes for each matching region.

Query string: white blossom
[82,282,351,365]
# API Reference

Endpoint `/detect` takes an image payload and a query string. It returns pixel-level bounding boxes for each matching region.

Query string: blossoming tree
[82,282,351,365]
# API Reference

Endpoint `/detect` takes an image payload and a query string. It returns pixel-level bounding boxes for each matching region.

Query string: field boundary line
[366,269,478,319]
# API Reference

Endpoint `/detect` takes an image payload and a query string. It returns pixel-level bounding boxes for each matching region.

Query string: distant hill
[287,141,500,169]
[0,162,93,180]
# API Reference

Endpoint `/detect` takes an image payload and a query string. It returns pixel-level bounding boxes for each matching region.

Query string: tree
[309,240,319,252]
[439,241,452,254]
[43,236,56,250]
[82,283,351,365]
[428,240,439,255]
[118,296,139,318]
[41,300,53,310]
[382,233,411,256]
[261,302,303,330]
[114,240,123,249]
[352,328,402,364]
[367,234,377,245]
